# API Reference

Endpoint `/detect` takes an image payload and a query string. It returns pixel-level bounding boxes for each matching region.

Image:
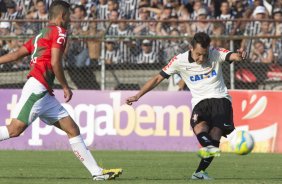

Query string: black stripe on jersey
[160,70,170,79]
[225,52,234,63]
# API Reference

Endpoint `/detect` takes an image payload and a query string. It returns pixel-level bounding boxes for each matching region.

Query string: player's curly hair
[49,0,70,20]
[191,32,211,49]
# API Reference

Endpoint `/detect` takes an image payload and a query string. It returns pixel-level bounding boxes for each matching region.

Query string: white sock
[69,135,102,176]
[0,126,10,141]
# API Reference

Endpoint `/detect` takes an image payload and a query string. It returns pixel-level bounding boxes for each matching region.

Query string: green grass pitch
[0,150,281,184]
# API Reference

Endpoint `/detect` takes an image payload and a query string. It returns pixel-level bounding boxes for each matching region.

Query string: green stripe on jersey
[17,91,47,124]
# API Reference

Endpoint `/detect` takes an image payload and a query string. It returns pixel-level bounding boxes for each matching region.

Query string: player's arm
[228,48,247,62]
[125,74,165,105]
[0,46,29,65]
[51,48,72,102]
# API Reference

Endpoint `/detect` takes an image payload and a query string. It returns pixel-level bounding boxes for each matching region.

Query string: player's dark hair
[49,0,70,20]
[191,32,211,49]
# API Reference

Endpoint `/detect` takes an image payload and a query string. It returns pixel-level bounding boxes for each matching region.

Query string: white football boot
[93,168,123,180]
[191,170,213,180]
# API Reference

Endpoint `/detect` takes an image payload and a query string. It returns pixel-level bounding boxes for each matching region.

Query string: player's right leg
[1,78,46,141]
[53,116,122,180]
[37,93,122,181]
[193,122,220,158]
[0,119,28,141]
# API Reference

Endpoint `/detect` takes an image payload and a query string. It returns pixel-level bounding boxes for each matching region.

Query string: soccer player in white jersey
[126,32,247,180]
[0,0,122,181]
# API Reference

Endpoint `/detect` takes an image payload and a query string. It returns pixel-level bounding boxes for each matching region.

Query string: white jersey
[161,47,233,109]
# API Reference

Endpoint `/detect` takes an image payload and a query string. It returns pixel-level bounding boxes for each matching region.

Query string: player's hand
[125,95,139,105]
[237,48,247,61]
[63,87,73,103]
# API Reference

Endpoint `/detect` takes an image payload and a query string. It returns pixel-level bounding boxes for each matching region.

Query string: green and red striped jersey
[24,24,67,94]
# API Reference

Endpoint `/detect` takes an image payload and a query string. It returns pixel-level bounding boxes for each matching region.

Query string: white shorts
[12,77,69,125]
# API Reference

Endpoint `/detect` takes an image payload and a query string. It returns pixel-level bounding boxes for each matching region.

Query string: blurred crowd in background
[0,0,281,69]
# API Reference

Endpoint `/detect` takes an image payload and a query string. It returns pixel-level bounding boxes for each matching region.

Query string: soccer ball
[230,130,255,155]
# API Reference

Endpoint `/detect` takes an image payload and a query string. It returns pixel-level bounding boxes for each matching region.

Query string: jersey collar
[188,50,195,63]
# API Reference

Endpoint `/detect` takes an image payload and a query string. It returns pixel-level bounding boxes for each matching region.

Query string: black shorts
[190,98,235,137]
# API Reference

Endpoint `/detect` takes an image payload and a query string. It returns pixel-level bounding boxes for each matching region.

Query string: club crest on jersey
[192,113,198,122]
[190,70,217,82]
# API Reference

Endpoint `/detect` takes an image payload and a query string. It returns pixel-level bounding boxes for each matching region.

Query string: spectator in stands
[251,40,273,63]
[258,21,274,50]
[273,8,282,36]
[163,29,184,60]
[1,1,24,32]
[157,12,179,36]
[26,0,48,20]
[0,0,6,14]
[169,0,190,19]
[119,0,138,19]
[25,0,48,34]
[160,27,189,63]
[217,1,234,35]
[95,0,108,30]
[104,39,120,64]
[116,16,135,63]
[178,20,192,36]
[15,0,33,16]
[133,5,150,35]
[211,22,227,48]
[107,0,119,15]
[230,0,245,18]
[147,18,163,59]
[241,6,268,51]
[72,0,96,18]
[190,0,205,19]
[106,9,119,35]
[87,22,103,65]
[191,8,213,35]
[137,39,157,64]
[71,5,90,33]
[272,8,282,63]
[0,22,10,36]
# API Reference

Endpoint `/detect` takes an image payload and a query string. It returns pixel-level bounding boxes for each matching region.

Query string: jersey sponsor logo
[163,55,177,71]
[190,70,217,82]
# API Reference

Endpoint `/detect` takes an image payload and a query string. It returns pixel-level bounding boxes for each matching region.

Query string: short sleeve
[213,48,233,63]
[51,26,67,50]
[161,55,180,77]
[23,38,33,54]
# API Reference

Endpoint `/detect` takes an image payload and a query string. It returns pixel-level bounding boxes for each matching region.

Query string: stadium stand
[0,0,281,90]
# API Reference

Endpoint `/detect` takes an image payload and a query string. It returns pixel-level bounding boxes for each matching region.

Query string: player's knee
[209,127,223,140]
[193,122,209,134]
